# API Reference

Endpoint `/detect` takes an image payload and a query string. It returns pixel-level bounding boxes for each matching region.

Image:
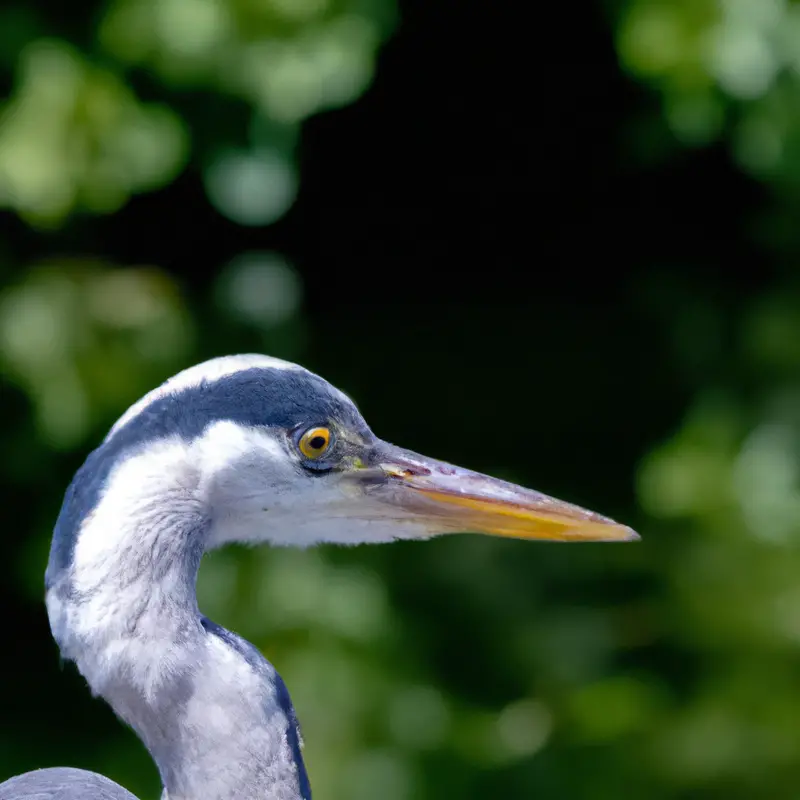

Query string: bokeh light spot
[216,252,302,327]
[205,149,297,226]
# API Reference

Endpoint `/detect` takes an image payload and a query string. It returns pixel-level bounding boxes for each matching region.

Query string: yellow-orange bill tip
[411,488,639,542]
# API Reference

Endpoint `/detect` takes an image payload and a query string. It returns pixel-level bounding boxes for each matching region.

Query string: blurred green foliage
[618,0,800,180]
[3,1,800,799]
[0,0,390,226]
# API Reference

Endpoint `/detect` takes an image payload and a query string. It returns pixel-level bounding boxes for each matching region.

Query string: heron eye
[298,427,333,459]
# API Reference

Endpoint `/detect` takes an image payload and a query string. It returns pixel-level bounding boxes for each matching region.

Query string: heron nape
[0,354,638,800]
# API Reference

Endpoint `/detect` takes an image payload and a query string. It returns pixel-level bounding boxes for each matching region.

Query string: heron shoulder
[0,767,139,799]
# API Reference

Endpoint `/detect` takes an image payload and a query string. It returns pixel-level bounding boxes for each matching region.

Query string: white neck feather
[46,439,310,800]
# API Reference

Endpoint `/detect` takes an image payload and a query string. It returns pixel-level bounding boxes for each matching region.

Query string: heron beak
[361,443,638,542]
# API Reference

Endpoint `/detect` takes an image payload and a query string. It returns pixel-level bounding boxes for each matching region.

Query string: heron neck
[150,617,311,800]
[46,455,310,800]
[113,610,310,800]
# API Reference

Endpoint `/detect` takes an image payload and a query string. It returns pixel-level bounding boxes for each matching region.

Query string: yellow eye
[298,427,332,459]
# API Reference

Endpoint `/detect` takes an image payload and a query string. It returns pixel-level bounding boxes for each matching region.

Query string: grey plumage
[0,767,138,799]
[0,354,637,800]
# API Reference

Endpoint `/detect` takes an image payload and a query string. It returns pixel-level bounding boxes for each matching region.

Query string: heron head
[45,354,637,673]
[140,355,640,548]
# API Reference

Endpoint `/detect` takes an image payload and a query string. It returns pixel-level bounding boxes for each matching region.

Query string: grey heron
[0,354,638,800]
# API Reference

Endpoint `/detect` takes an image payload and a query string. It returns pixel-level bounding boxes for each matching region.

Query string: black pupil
[308,435,327,451]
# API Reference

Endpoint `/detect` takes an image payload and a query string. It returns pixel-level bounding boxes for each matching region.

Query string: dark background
[1,0,798,798]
